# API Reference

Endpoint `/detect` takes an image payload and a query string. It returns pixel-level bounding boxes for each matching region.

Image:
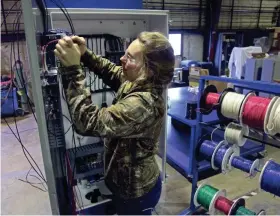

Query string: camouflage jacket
[60,50,165,199]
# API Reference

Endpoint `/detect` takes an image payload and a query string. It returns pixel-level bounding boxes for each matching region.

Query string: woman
[54,32,175,215]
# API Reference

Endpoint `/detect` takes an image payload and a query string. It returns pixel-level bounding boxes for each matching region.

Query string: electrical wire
[1,127,38,135]
[49,0,75,34]
[1,0,20,27]
[3,9,47,190]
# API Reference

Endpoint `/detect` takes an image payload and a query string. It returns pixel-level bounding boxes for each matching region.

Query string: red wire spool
[215,196,234,215]
[242,96,271,130]
[205,93,220,109]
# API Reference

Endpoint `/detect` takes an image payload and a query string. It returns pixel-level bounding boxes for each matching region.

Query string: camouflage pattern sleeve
[81,50,125,92]
[60,65,157,138]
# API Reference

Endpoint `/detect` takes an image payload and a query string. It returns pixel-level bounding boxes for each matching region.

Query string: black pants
[112,176,162,215]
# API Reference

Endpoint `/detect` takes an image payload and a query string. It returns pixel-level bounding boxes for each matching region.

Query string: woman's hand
[61,36,87,56]
[54,38,81,67]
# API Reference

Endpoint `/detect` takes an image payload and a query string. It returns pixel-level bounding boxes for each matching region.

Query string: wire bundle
[235,206,256,215]
[266,97,280,136]
[231,156,254,173]
[242,96,271,130]
[214,196,234,215]
[197,185,218,210]
[221,92,245,120]
[260,160,280,197]
[205,93,220,109]
[199,140,217,160]
[214,145,229,168]
[224,123,248,146]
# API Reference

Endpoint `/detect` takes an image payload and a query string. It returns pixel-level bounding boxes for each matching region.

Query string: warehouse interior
[1,0,280,215]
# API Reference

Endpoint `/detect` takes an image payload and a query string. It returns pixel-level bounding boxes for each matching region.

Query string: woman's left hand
[54,38,81,67]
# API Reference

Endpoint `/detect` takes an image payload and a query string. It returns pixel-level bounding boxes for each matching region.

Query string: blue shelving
[179,76,280,215]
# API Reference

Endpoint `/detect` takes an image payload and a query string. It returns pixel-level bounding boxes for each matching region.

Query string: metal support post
[21,0,59,214]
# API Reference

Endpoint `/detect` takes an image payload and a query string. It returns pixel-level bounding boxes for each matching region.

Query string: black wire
[1,0,20,27]
[18,167,48,192]
[49,0,75,34]
[3,118,47,183]
[7,10,47,185]
[16,11,37,119]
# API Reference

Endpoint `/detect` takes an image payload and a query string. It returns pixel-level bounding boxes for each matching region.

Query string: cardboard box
[189,74,228,92]
[208,80,228,92]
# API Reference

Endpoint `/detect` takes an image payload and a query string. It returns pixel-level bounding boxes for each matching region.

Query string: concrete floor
[1,115,280,215]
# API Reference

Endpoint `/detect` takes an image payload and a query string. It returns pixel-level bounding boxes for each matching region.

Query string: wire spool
[257,210,266,215]
[241,95,271,130]
[211,140,234,173]
[228,198,246,215]
[239,92,256,126]
[259,159,280,197]
[214,196,246,216]
[194,183,226,215]
[235,206,256,215]
[214,196,233,215]
[229,155,260,178]
[224,122,249,147]
[220,91,245,121]
[199,85,219,115]
[265,97,280,136]
[199,140,217,161]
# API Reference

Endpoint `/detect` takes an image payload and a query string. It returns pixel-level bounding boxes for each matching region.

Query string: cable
[1,127,38,135]
[1,0,20,27]
[266,97,280,136]
[3,118,47,183]
[221,92,245,120]
[4,10,47,185]
[242,95,271,130]
[260,159,280,197]
[49,0,75,34]
[224,122,249,147]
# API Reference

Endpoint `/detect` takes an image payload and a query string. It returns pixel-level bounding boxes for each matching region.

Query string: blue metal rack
[180,76,280,215]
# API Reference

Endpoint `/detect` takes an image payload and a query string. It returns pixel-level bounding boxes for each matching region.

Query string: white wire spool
[211,140,227,170]
[265,97,280,136]
[239,92,256,126]
[249,159,260,178]
[224,122,249,147]
[221,146,234,174]
[221,92,245,120]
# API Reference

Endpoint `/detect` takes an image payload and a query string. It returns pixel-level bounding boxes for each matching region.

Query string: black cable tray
[67,142,104,159]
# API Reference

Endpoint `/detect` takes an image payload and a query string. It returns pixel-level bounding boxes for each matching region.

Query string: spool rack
[181,75,280,215]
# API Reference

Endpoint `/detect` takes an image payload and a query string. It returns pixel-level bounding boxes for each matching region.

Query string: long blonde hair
[137,32,175,85]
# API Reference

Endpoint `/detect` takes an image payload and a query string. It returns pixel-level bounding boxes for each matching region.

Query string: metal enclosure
[21,2,169,214]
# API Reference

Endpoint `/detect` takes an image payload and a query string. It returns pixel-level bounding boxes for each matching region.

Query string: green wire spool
[235,206,256,215]
[197,185,218,210]
[194,183,226,215]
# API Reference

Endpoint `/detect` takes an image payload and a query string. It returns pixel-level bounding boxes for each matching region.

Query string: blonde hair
[137,32,175,85]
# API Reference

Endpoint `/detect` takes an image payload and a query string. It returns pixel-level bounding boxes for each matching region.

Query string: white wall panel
[182,34,203,61]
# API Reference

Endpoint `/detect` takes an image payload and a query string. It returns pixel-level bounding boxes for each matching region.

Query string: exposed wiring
[2,9,47,190]
[1,0,20,27]
[49,0,75,34]
[1,127,38,135]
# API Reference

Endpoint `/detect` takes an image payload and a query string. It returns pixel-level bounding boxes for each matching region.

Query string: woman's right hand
[63,36,87,55]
